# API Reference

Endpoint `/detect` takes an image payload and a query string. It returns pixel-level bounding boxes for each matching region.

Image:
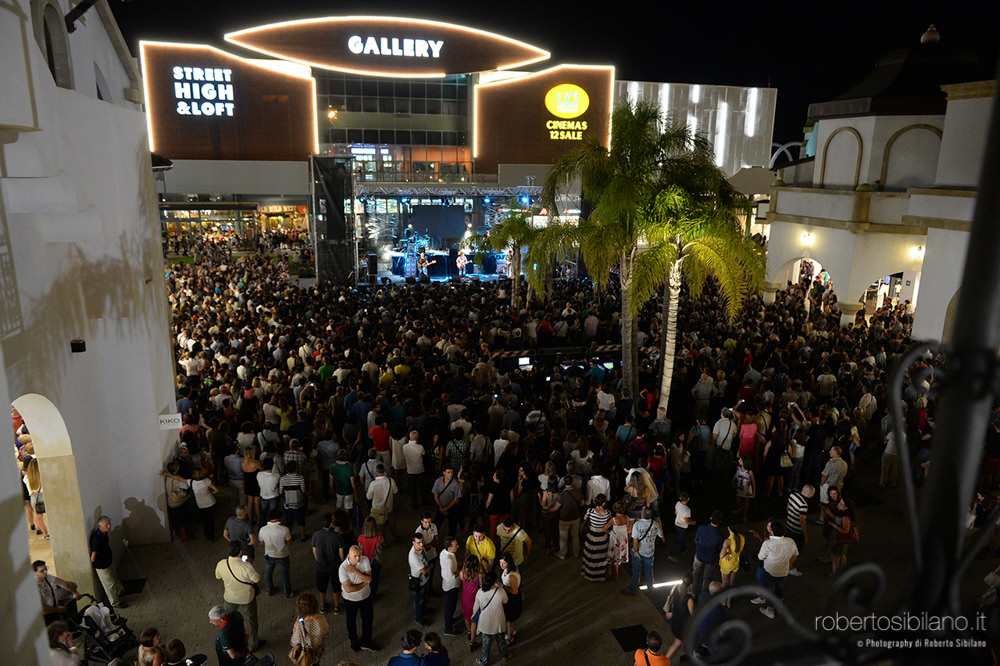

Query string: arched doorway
[11,394,94,598]
[770,256,833,290]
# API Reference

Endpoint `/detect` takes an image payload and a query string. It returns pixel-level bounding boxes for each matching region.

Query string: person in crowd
[624,507,663,596]
[750,519,799,619]
[554,474,584,560]
[826,496,857,576]
[34,560,81,625]
[498,552,522,644]
[312,512,345,615]
[539,475,561,555]
[189,467,219,542]
[634,629,671,666]
[214,540,263,651]
[289,592,329,664]
[222,505,256,559]
[209,605,248,666]
[280,461,308,542]
[606,500,631,581]
[432,465,463,538]
[387,629,424,666]
[663,575,695,661]
[23,457,49,539]
[356,516,384,597]
[460,554,481,649]
[408,533,434,627]
[90,515,127,609]
[719,525,745,607]
[423,631,451,666]
[367,463,399,542]
[240,446,264,525]
[471,571,509,665]
[137,627,165,666]
[732,457,755,524]
[785,484,814,576]
[581,493,611,582]
[440,537,463,636]
[692,510,725,597]
[339,544,378,653]
[47,620,80,666]
[667,491,695,563]
[259,509,294,598]
[465,523,497,573]
[496,515,531,571]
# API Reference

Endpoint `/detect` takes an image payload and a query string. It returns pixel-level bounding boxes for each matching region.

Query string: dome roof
[808,26,983,120]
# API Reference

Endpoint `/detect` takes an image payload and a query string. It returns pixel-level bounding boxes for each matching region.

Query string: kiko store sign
[225,16,551,77]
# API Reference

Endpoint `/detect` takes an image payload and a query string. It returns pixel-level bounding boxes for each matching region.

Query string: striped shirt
[785,491,808,535]
[280,473,305,508]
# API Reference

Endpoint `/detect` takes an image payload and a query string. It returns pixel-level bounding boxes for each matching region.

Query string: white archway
[11,394,94,598]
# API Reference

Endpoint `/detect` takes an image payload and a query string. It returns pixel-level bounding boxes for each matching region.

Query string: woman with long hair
[356,517,384,596]
[581,493,612,582]
[606,500,630,581]
[189,467,219,541]
[137,627,165,666]
[732,456,755,523]
[460,554,481,650]
[499,552,522,644]
[24,457,49,539]
[289,592,329,664]
[663,574,695,661]
[719,525,745,607]
[241,446,264,525]
[827,496,856,576]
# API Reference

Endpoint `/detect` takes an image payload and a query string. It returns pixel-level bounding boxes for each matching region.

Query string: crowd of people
[31,239,1000,664]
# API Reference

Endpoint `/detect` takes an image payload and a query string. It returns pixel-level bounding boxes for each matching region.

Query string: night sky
[110,0,998,144]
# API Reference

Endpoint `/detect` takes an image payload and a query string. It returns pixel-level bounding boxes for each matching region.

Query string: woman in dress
[499,553,522,644]
[460,554,482,650]
[718,525,745,607]
[472,571,509,666]
[189,467,219,541]
[241,446,264,525]
[289,592,329,664]
[663,574,695,662]
[606,500,630,581]
[732,456,755,523]
[580,493,612,582]
[161,462,192,541]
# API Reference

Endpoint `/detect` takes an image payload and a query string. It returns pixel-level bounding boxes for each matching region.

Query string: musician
[417,249,436,278]
[455,252,468,278]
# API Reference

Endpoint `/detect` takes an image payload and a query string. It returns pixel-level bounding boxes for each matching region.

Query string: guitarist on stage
[417,249,436,278]
[455,252,468,278]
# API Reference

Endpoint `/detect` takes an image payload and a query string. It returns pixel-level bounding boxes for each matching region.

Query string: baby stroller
[68,593,138,664]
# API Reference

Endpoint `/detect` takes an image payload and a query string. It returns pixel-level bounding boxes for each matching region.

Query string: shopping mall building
[142,16,777,282]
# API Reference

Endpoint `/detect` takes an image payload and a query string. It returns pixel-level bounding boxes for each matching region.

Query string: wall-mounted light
[911,245,925,259]
[802,232,814,246]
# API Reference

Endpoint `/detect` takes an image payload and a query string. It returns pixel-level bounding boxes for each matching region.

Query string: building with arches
[765,26,992,341]
[1,1,176,661]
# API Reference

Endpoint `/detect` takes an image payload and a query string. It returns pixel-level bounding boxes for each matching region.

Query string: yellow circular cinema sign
[544,84,590,119]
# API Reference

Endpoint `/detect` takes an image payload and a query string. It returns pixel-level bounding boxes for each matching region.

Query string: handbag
[289,621,316,666]
[835,525,860,543]
[779,453,793,468]
[471,589,497,625]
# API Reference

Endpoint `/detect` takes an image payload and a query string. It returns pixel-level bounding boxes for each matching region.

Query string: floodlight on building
[911,245,925,259]
[802,232,814,246]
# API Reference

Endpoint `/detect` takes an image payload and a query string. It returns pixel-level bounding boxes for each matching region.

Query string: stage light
[520,196,529,205]
[483,197,491,204]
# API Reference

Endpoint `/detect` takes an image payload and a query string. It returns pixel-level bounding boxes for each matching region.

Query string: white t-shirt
[191,478,216,509]
[675,501,692,528]
[259,521,291,558]
[338,556,372,602]
[416,522,439,560]
[408,547,429,583]
[596,390,615,412]
[257,470,280,500]
[402,441,426,474]
[713,418,736,451]
[440,550,460,592]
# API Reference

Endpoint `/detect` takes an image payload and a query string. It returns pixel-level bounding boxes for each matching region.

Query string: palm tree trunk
[620,252,640,400]
[512,249,522,310]
[658,258,683,411]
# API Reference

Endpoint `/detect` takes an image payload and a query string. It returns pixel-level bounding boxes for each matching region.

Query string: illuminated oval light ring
[224,15,551,78]
[544,83,590,119]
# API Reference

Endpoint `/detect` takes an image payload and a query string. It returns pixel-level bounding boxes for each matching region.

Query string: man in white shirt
[586,468,611,505]
[339,545,378,652]
[711,408,737,477]
[366,463,398,539]
[493,430,510,467]
[750,519,799,619]
[258,510,293,597]
[408,534,433,627]
[402,431,427,508]
[440,537,462,635]
[415,512,439,593]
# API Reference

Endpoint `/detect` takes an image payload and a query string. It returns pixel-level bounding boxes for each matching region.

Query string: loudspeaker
[367,253,377,278]
[448,247,458,276]
[405,276,416,285]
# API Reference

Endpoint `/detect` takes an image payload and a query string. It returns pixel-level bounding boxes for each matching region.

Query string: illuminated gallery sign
[474,65,614,174]
[140,41,318,161]
[225,16,550,78]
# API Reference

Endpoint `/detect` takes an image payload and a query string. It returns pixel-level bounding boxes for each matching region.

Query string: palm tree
[543,99,764,403]
[476,207,536,310]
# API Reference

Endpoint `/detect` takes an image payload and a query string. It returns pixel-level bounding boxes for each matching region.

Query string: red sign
[225,16,550,78]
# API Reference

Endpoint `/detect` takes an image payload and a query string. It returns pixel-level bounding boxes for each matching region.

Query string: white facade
[1,0,176,659]
[767,79,994,340]
[617,80,777,177]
